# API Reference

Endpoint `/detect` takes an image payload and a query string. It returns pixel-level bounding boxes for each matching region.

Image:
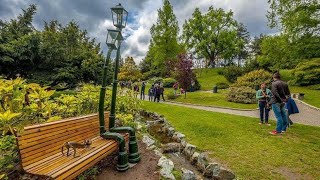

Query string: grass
[290,86,320,108]
[141,102,320,180]
[194,68,229,91]
[172,90,257,109]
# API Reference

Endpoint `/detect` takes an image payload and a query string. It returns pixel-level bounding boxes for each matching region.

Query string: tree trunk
[184,91,186,99]
[208,56,216,68]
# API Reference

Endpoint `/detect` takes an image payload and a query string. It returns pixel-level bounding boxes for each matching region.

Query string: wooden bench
[16,112,128,180]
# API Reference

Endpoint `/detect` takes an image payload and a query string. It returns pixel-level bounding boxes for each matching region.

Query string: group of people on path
[256,72,299,135]
[148,83,165,102]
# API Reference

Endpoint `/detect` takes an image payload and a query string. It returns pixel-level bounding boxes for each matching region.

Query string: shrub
[233,69,272,89]
[292,58,320,86]
[217,69,224,75]
[163,78,176,88]
[148,77,163,85]
[223,66,243,83]
[190,79,201,91]
[216,82,229,89]
[227,87,256,104]
[166,91,178,100]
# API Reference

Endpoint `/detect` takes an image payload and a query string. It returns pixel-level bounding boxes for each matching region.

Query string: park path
[143,95,320,127]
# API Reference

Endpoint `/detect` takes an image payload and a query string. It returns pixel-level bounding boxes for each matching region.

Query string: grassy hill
[194,68,230,91]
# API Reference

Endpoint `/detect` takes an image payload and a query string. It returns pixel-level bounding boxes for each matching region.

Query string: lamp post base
[116,151,129,171]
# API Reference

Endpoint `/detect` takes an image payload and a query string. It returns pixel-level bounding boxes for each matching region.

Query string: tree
[268,0,319,37]
[118,56,141,82]
[0,5,107,86]
[234,23,250,66]
[145,0,181,76]
[175,54,196,98]
[266,0,320,62]
[182,7,240,67]
[0,4,39,78]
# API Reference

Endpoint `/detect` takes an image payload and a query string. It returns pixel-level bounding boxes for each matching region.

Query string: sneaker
[269,130,281,135]
[281,130,286,134]
[265,123,271,126]
[259,122,263,125]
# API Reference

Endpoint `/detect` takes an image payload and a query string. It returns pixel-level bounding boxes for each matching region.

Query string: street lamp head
[106,29,123,49]
[111,3,128,29]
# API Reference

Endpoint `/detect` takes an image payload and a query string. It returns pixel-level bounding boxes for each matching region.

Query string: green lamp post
[99,3,140,172]
[99,29,123,134]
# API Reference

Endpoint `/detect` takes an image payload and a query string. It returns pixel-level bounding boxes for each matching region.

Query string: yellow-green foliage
[227,87,256,104]
[233,69,272,89]
[292,58,320,86]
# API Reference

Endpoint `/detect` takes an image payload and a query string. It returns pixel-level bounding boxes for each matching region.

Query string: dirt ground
[97,140,160,180]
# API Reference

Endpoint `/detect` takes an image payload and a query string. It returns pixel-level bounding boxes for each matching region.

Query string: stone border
[166,100,256,111]
[137,110,236,180]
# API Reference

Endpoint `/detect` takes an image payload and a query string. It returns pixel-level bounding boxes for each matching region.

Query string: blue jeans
[259,101,270,123]
[272,103,288,133]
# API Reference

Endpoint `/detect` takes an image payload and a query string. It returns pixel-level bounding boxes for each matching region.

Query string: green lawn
[194,68,230,91]
[141,102,320,179]
[172,90,257,109]
[290,86,320,108]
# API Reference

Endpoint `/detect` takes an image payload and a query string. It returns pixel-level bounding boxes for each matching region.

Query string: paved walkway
[144,95,320,127]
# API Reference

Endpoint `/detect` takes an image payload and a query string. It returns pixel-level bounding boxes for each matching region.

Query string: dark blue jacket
[286,98,299,115]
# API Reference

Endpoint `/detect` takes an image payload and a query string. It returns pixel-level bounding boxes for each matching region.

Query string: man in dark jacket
[270,72,291,135]
[153,84,161,103]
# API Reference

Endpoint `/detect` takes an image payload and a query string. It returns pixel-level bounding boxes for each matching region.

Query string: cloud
[0,0,276,64]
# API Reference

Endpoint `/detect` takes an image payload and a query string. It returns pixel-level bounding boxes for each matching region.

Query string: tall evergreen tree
[145,0,180,77]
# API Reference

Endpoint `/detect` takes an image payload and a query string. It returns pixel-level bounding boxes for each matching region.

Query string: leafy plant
[233,69,272,89]
[0,135,18,178]
[223,65,243,83]
[216,82,230,89]
[227,87,256,104]
[291,58,320,86]
[162,78,176,88]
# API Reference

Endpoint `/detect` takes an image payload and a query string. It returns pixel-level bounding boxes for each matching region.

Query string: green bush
[166,91,177,100]
[163,78,176,88]
[148,77,163,85]
[217,69,224,75]
[0,135,18,179]
[227,87,256,104]
[233,69,272,89]
[292,58,320,86]
[216,82,229,89]
[223,66,243,83]
[190,79,201,91]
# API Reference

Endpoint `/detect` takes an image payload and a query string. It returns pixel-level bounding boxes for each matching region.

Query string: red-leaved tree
[175,54,196,98]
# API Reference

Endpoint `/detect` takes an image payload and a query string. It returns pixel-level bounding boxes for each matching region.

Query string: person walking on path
[140,81,146,100]
[154,84,161,103]
[148,85,154,101]
[270,72,291,135]
[256,83,272,125]
[159,84,165,101]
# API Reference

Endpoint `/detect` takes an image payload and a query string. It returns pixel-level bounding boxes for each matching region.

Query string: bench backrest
[16,112,109,168]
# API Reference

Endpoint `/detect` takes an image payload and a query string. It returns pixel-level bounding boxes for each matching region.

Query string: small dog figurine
[61,140,92,157]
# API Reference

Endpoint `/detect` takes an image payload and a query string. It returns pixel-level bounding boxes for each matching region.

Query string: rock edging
[138,110,236,180]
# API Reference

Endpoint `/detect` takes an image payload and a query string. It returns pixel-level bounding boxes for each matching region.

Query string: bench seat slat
[34,138,116,175]
[20,126,97,155]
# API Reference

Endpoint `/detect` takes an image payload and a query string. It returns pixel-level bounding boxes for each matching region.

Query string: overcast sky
[0,0,277,63]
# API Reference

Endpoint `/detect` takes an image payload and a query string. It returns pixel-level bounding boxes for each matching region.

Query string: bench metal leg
[110,127,141,163]
[101,132,129,171]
